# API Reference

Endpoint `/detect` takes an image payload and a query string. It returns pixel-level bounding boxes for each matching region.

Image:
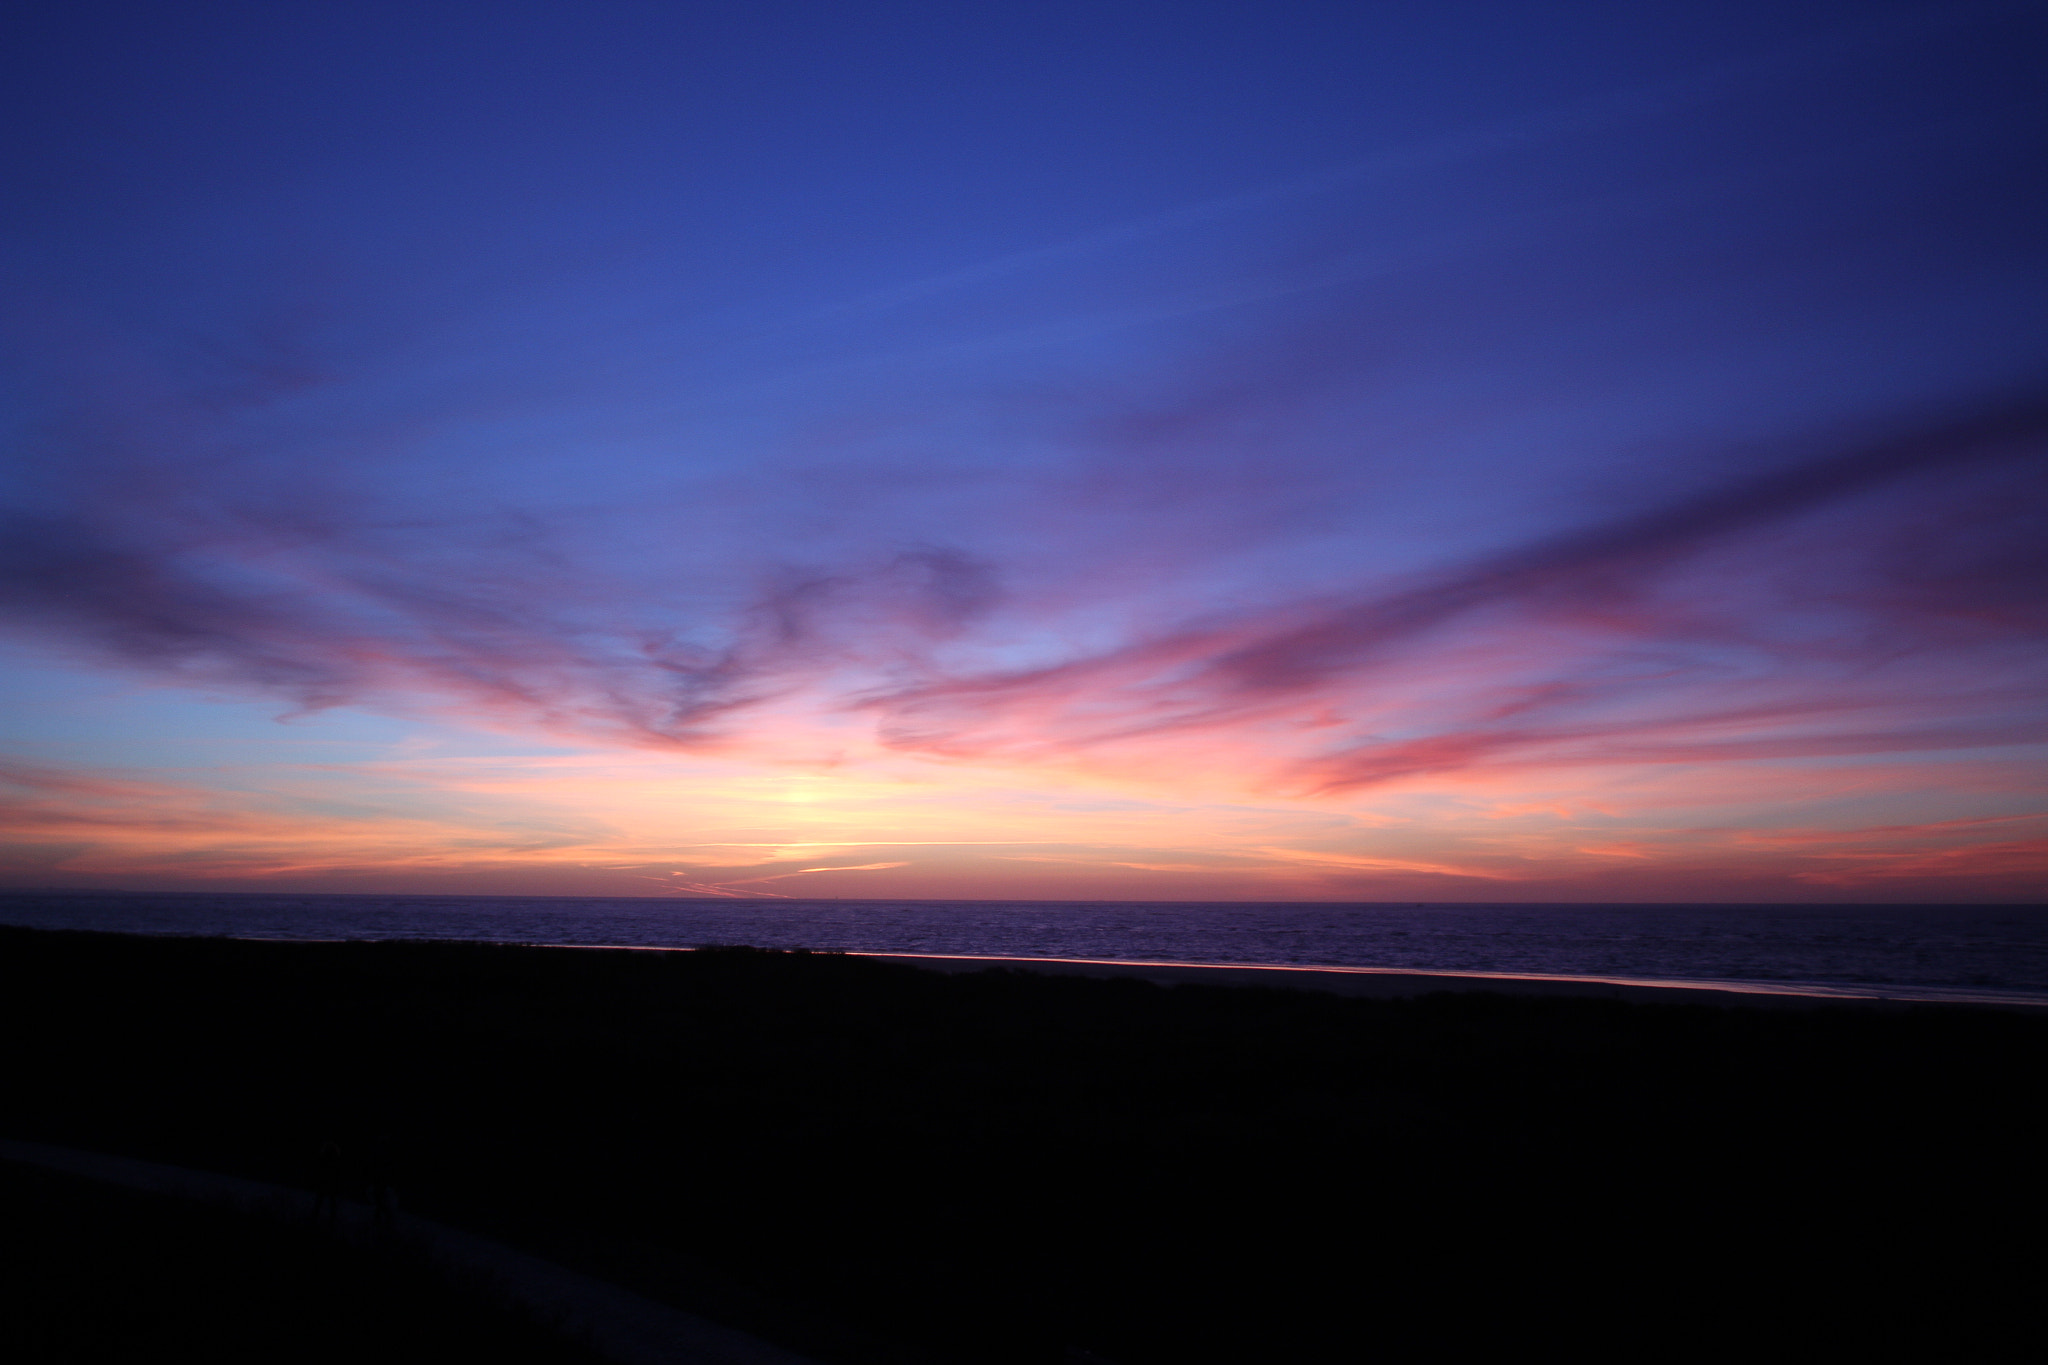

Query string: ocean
[3,891,2044,1003]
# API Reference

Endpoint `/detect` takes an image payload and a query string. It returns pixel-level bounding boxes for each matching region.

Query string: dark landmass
[2,927,2042,1363]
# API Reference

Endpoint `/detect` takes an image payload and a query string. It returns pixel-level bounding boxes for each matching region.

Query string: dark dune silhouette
[3,928,2041,1364]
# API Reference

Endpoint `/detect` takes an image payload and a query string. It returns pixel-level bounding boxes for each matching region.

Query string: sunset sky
[2,0,2044,902]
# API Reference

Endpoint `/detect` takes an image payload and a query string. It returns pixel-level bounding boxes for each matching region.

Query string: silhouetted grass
[3,927,2042,1363]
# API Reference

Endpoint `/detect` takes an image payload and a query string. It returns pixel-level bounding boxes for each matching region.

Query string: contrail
[780,0,2032,328]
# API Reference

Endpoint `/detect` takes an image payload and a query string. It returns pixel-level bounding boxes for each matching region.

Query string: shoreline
[220,935,2047,1009]
[852,950,2048,1009]
[14,919,2047,1008]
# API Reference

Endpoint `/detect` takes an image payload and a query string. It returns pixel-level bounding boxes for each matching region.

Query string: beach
[859,950,2048,1009]
[7,891,2043,1004]
[5,926,2043,1363]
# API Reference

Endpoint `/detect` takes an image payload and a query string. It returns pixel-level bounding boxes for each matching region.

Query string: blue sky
[3,1,2044,899]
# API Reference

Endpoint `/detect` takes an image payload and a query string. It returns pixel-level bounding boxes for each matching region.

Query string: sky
[1,0,2044,902]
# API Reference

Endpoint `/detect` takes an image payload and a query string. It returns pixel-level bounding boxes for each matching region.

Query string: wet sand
[856,950,2048,1010]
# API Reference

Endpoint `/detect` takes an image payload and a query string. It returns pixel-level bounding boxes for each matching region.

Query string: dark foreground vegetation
[2,927,2042,1363]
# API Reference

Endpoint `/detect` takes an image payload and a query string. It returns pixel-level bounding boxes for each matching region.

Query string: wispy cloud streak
[865,393,2048,785]
[2,381,2043,796]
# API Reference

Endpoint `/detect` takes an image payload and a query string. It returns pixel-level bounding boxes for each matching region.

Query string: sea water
[3,891,2044,1000]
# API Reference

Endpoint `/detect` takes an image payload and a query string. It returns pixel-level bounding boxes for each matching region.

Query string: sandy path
[0,1139,818,1365]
